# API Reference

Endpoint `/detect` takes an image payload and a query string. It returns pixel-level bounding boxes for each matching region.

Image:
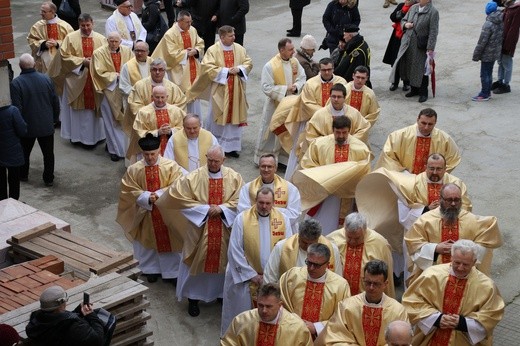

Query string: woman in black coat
[383,0,416,91]
[322,0,360,52]
[52,0,81,30]
[0,105,27,200]
[142,0,167,54]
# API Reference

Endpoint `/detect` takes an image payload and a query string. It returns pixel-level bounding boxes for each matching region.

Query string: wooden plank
[10,222,56,244]
[90,254,134,275]
[113,311,151,334]
[51,229,125,258]
[111,328,153,346]
[40,232,113,263]
[29,237,101,266]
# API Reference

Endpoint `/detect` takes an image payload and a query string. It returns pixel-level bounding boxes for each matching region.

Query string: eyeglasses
[441,197,461,204]
[305,259,328,268]
[151,68,165,72]
[363,279,384,288]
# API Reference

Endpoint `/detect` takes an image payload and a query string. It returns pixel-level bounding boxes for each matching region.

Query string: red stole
[440,220,459,263]
[343,244,363,295]
[362,305,383,346]
[349,90,363,112]
[223,50,235,123]
[81,37,95,110]
[205,178,224,273]
[46,23,58,40]
[430,275,468,346]
[257,321,279,346]
[334,144,349,163]
[145,165,172,252]
[427,183,442,205]
[412,137,431,174]
[300,281,325,323]
[180,31,197,84]
[110,52,122,73]
[155,108,170,155]
[321,82,332,106]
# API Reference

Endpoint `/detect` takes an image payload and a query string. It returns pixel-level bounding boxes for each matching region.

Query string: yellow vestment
[295,134,370,211]
[405,208,502,280]
[278,235,338,275]
[355,168,472,254]
[188,42,253,125]
[90,44,133,122]
[327,228,395,298]
[280,267,350,325]
[402,264,504,346]
[345,82,381,126]
[171,128,215,171]
[156,166,243,274]
[116,157,184,251]
[47,30,106,112]
[151,24,204,92]
[27,18,73,72]
[375,124,461,173]
[221,308,313,346]
[315,293,408,346]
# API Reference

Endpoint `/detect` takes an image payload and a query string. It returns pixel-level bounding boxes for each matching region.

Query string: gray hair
[451,239,483,261]
[19,53,35,69]
[207,144,225,158]
[384,320,413,342]
[183,113,201,125]
[344,212,367,233]
[307,243,331,262]
[78,13,93,23]
[258,153,278,167]
[440,183,461,199]
[150,58,167,69]
[299,219,322,240]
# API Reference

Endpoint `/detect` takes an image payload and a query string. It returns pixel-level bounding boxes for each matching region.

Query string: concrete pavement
[7,0,520,344]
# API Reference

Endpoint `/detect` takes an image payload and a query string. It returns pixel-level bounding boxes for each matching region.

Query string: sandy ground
[8,0,520,344]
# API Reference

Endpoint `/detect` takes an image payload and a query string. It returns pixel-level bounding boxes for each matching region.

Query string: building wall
[0,0,14,107]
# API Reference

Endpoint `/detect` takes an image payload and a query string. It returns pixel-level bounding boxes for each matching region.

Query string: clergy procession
[6,0,513,344]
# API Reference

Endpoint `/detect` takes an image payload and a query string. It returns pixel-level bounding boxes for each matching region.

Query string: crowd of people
[0,0,513,344]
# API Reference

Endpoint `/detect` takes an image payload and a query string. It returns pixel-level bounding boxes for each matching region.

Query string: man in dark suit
[288,0,311,37]
[218,0,249,45]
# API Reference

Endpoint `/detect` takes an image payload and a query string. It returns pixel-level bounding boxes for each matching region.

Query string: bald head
[19,53,35,70]
[385,320,413,346]
[152,86,168,108]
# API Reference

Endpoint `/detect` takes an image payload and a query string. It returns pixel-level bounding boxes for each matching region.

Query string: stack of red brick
[0,0,14,61]
[0,256,85,313]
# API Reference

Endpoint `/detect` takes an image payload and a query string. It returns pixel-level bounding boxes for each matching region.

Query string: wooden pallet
[7,223,139,280]
[0,272,154,345]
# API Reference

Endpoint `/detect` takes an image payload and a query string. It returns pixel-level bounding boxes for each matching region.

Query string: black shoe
[110,154,121,162]
[493,84,511,94]
[286,32,301,37]
[402,84,410,91]
[217,297,223,304]
[54,121,61,128]
[405,90,419,97]
[225,151,240,158]
[418,95,428,103]
[44,181,54,187]
[393,273,403,287]
[286,28,294,32]
[491,81,502,90]
[145,274,160,283]
[20,177,28,182]
[81,143,97,150]
[188,299,200,317]
[389,84,398,91]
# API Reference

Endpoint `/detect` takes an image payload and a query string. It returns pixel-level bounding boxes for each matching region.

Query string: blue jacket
[0,105,27,167]
[10,68,60,138]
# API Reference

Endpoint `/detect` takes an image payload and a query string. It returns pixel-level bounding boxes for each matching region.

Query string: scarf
[393,4,412,39]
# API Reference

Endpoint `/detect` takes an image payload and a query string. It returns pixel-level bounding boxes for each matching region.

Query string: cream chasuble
[163,128,217,172]
[116,157,184,251]
[27,17,73,72]
[327,228,395,298]
[151,24,204,92]
[315,293,408,346]
[402,264,504,346]
[280,267,350,328]
[375,124,461,174]
[345,82,381,126]
[156,165,243,274]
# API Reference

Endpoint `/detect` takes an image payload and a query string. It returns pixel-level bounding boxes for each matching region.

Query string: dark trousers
[291,8,303,34]
[163,0,176,27]
[0,166,21,200]
[419,75,429,97]
[480,61,495,97]
[234,33,244,46]
[20,135,54,184]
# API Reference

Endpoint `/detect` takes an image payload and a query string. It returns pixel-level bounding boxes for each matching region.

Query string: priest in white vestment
[105,0,146,49]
